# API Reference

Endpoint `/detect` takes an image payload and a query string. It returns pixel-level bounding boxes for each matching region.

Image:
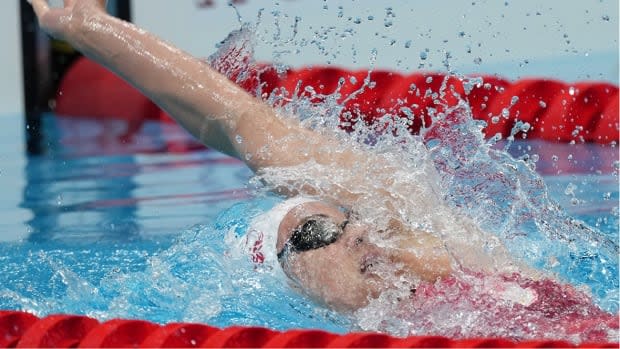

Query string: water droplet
[404,40,412,48]
[547,256,560,268]
[425,76,433,83]
[369,48,378,65]
[235,135,244,144]
[571,126,584,137]
[501,108,510,118]
[510,96,519,105]
[491,116,500,124]
[367,15,374,20]
[473,57,482,65]
[350,76,357,84]
[568,86,576,96]
[539,100,547,108]
[551,155,559,162]
[521,122,531,132]
[419,51,428,60]
[353,17,362,24]
[564,183,577,196]
[603,192,611,200]
[602,15,610,21]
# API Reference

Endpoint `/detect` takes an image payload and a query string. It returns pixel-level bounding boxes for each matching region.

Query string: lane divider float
[1,311,617,348]
[55,58,618,145]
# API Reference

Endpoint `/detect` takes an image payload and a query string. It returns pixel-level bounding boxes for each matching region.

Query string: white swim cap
[244,196,317,270]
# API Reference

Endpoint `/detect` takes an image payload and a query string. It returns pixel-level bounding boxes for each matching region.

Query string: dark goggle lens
[290,220,333,251]
[288,216,348,252]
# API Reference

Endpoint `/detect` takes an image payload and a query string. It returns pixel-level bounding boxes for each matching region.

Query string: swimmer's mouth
[360,260,373,274]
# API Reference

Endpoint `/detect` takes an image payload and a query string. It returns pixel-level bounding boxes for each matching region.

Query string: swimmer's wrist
[67,12,120,55]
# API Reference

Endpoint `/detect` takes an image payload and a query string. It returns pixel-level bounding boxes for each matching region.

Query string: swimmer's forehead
[276,201,347,251]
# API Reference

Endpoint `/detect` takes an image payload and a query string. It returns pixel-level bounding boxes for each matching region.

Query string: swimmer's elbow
[232,107,315,171]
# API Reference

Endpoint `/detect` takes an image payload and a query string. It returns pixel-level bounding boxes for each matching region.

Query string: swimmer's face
[276,201,452,312]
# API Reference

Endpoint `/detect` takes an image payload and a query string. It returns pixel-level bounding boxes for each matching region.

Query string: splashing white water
[208,10,618,341]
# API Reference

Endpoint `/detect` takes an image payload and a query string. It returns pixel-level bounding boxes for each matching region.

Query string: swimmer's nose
[342,225,369,249]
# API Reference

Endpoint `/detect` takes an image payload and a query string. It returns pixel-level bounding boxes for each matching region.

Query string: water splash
[206,15,618,342]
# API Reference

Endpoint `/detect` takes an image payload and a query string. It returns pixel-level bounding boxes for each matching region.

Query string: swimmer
[28,2,617,334]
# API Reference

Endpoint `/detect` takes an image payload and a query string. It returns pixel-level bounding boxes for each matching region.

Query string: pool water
[0,113,351,332]
[0,111,617,338]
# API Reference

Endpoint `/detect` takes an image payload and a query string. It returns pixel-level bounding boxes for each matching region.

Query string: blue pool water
[0,113,351,332]
[0,111,617,338]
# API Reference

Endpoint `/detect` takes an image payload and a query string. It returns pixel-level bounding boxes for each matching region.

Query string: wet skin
[276,201,453,312]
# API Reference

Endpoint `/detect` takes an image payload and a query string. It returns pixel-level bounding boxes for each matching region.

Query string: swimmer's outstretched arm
[29,0,365,175]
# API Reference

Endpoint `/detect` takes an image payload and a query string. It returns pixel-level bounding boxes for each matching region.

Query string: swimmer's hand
[30,0,108,41]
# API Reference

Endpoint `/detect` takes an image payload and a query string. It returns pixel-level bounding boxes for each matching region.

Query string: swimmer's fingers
[78,0,108,11]
[29,0,63,31]
[30,0,109,41]
[70,0,108,10]
[30,0,50,19]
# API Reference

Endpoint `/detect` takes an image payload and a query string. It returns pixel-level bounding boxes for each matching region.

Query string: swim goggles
[276,214,349,261]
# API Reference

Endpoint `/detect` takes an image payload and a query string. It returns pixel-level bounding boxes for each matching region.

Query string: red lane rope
[55,58,619,146]
[1,311,617,348]
[247,66,619,143]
